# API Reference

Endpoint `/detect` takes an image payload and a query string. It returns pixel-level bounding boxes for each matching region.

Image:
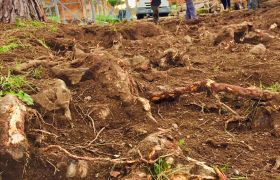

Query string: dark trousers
[221,0,231,9]
[151,6,159,23]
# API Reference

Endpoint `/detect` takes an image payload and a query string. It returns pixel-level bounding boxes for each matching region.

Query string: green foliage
[96,15,119,24]
[108,0,123,7]
[31,66,43,79]
[49,26,58,33]
[177,138,185,146]
[0,43,20,54]
[16,19,43,28]
[152,158,172,180]
[260,82,280,92]
[47,16,59,22]
[0,73,33,105]
[37,39,49,49]
[197,8,209,14]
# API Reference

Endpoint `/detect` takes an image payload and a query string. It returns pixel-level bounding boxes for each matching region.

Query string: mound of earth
[0,3,280,179]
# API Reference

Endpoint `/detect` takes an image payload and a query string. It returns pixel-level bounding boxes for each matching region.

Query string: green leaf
[178,138,185,146]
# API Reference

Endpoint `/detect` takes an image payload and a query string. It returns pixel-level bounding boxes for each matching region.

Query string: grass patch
[96,15,120,24]
[36,39,49,49]
[16,18,44,28]
[0,72,33,105]
[260,82,280,92]
[0,43,20,54]
[30,66,43,79]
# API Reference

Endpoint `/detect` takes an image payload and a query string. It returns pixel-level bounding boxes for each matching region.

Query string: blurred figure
[221,0,231,10]
[151,0,161,23]
[248,0,260,10]
[186,0,197,20]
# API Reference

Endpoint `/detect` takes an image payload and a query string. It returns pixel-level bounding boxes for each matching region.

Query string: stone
[32,79,72,121]
[0,95,28,160]
[130,55,150,71]
[51,66,89,85]
[249,44,266,55]
[184,35,192,44]
[270,23,278,30]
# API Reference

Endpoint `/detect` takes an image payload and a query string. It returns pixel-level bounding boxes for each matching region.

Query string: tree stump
[0,0,46,23]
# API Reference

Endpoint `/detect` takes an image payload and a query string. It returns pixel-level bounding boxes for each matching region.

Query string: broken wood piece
[0,95,28,160]
[150,79,279,102]
[14,59,58,73]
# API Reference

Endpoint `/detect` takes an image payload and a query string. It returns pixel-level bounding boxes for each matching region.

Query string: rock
[66,160,88,178]
[184,35,192,44]
[130,55,150,71]
[0,95,28,160]
[153,48,188,69]
[32,79,72,121]
[126,130,217,180]
[214,21,253,45]
[270,23,278,30]
[87,51,156,122]
[249,44,266,55]
[51,66,89,85]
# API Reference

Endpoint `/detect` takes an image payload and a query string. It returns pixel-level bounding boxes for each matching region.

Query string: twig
[30,129,59,138]
[40,145,138,164]
[214,94,240,116]
[87,110,97,135]
[46,159,60,175]
[85,127,105,147]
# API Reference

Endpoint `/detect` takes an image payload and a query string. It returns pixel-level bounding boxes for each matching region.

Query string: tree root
[149,79,279,102]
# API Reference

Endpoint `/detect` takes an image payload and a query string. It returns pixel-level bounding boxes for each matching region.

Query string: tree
[0,0,46,23]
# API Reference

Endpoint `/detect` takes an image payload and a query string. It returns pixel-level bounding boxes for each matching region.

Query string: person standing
[151,0,161,23]
[221,0,231,10]
[186,0,197,20]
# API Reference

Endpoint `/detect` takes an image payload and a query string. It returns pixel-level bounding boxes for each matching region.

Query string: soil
[0,1,280,179]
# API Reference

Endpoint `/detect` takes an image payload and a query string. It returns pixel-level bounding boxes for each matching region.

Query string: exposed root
[150,79,279,102]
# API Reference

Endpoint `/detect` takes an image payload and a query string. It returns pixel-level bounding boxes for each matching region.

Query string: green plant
[49,26,58,33]
[16,18,43,28]
[152,158,171,180]
[37,39,49,49]
[31,66,43,79]
[0,43,20,54]
[0,72,33,105]
[260,82,280,92]
[177,138,185,146]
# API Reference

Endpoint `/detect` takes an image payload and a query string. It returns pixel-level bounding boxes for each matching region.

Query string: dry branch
[40,145,138,164]
[14,59,58,73]
[150,79,279,102]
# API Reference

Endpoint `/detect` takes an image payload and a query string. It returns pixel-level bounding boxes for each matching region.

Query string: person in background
[221,0,231,10]
[248,0,260,10]
[151,0,161,23]
[186,0,197,20]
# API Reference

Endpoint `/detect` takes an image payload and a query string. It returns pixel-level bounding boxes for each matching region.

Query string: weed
[177,138,185,146]
[260,82,280,92]
[0,72,33,105]
[217,163,230,173]
[31,66,43,79]
[49,26,58,33]
[37,39,49,49]
[16,18,43,28]
[0,43,20,54]
[152,158,172,180]
[213,65,220,73]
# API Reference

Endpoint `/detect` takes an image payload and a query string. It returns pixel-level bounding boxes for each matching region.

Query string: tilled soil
[0,1,280,179]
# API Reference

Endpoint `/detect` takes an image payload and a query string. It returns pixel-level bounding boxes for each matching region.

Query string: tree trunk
[0,0,46,23]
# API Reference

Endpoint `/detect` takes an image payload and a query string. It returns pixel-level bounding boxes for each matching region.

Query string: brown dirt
[0,1,280,179]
